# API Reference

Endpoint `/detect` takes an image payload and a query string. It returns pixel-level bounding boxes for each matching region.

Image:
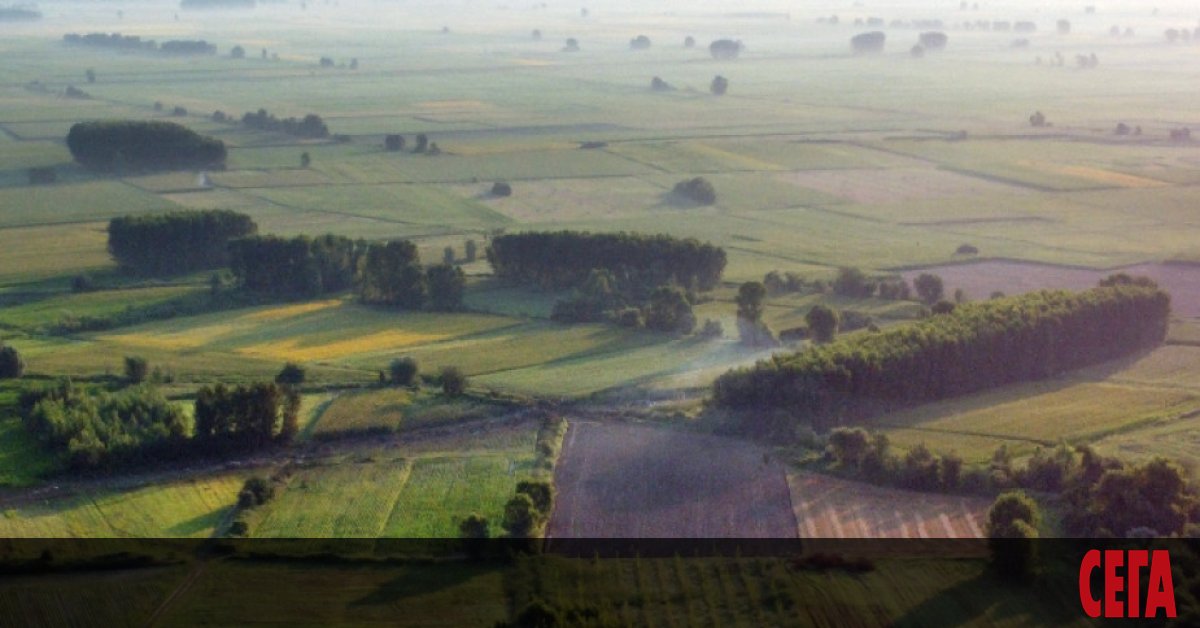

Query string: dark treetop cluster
[241,109,329,139]
[486,231,726,292]
[229,234,363,299]
[108,210,257,276]
[67,120,226,172]
[63,33,216,54]
[713,284,1170,427]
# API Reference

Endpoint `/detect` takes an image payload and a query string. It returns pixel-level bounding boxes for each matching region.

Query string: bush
[440,366,467,397]
[616,307,643,328]
[71,274,95,293]
[697,318,724,339]
[672,177,716,205]
[955,243,979,255]
[833,267,876,298]
[124,356,149,383]
[0,344,24,379]
[238,476,275,507]
[710,75,729,95]
[389,357,419,387]
[275,362,306,386]
[805,305,839,343]
[491,181,512,197]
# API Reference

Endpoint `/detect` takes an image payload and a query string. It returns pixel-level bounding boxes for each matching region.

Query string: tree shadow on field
[891,566,1081,628]
[349,562,498,607]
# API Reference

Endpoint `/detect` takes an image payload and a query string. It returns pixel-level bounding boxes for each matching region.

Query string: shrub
[238,476,275,507]
[275,362,306,386]
[491,181,512,197]
[710,75,729,95]
[955,243,979,255]
[673,177,716,204]
[0,344,24,379]
[124,356,149,383]
[440,366,467,397]
[389,357,419,387]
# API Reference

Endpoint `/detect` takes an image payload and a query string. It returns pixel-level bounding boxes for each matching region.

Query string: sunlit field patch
[236,329,451,362]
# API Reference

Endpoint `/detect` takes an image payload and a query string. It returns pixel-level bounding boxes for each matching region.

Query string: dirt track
[547,421,798,538]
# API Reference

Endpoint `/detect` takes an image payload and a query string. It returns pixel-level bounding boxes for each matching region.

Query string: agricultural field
[789,472,989,539]
[0,472,245,538]
[251,419,540,538]
[871,345,1200,465]
[548,421,797,537]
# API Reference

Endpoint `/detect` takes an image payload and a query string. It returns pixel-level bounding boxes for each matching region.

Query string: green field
[253,422,538,538]
[872,346,1200,464]
[0,473,245,537]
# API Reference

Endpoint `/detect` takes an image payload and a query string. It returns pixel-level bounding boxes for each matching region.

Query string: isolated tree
[275,362,306,386]
[563,38,580,52]
[805,305,839,343]
[710,75,729,95]
[384,134,405,151]
[531,29,542,41]
[684,35,696,48]
[426,263,466,311]
[491,181,512,197]
[238,476,275,507]
[443,246,455,265]
[833,266,874,298]
[736,281,766,323]
[851,31,886,54]
[124,356,149,383]
[913,273,944,304]
[0,344,24,379]
[300,151,311,168]
[464,239,477,263]
[85,68,96,83]
[440,366,467,397]
[709,39,742,60]
[1029,111,1046,127]
[389,357,419,387]
[650,76,672,91]
[673,177,716,204]
[230,45,245,59]
[411,134,428,153]
[629,35,651,50]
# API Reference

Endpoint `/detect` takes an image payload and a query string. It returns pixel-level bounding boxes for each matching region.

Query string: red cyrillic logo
[1080,549,1176,618]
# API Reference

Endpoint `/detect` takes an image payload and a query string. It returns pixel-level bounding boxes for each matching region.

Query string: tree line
[108,210,257,275]
[240,109,329,138]
[63,33,215,54]
[712,283,1170,426]
[486,231,726,292]
[19,380,297,471]
[229,235,465,310]
[67,121,226,172]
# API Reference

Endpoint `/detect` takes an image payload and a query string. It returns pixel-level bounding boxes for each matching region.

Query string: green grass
[0,181,179,228]
[874,381,1200,464]
[0,285,202,331]
[244,183,512,229]
[254,458,416,537]
[380,454,535,536]
[311,388,411,436]
[0,472,245,537]
[0,223,113,284]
